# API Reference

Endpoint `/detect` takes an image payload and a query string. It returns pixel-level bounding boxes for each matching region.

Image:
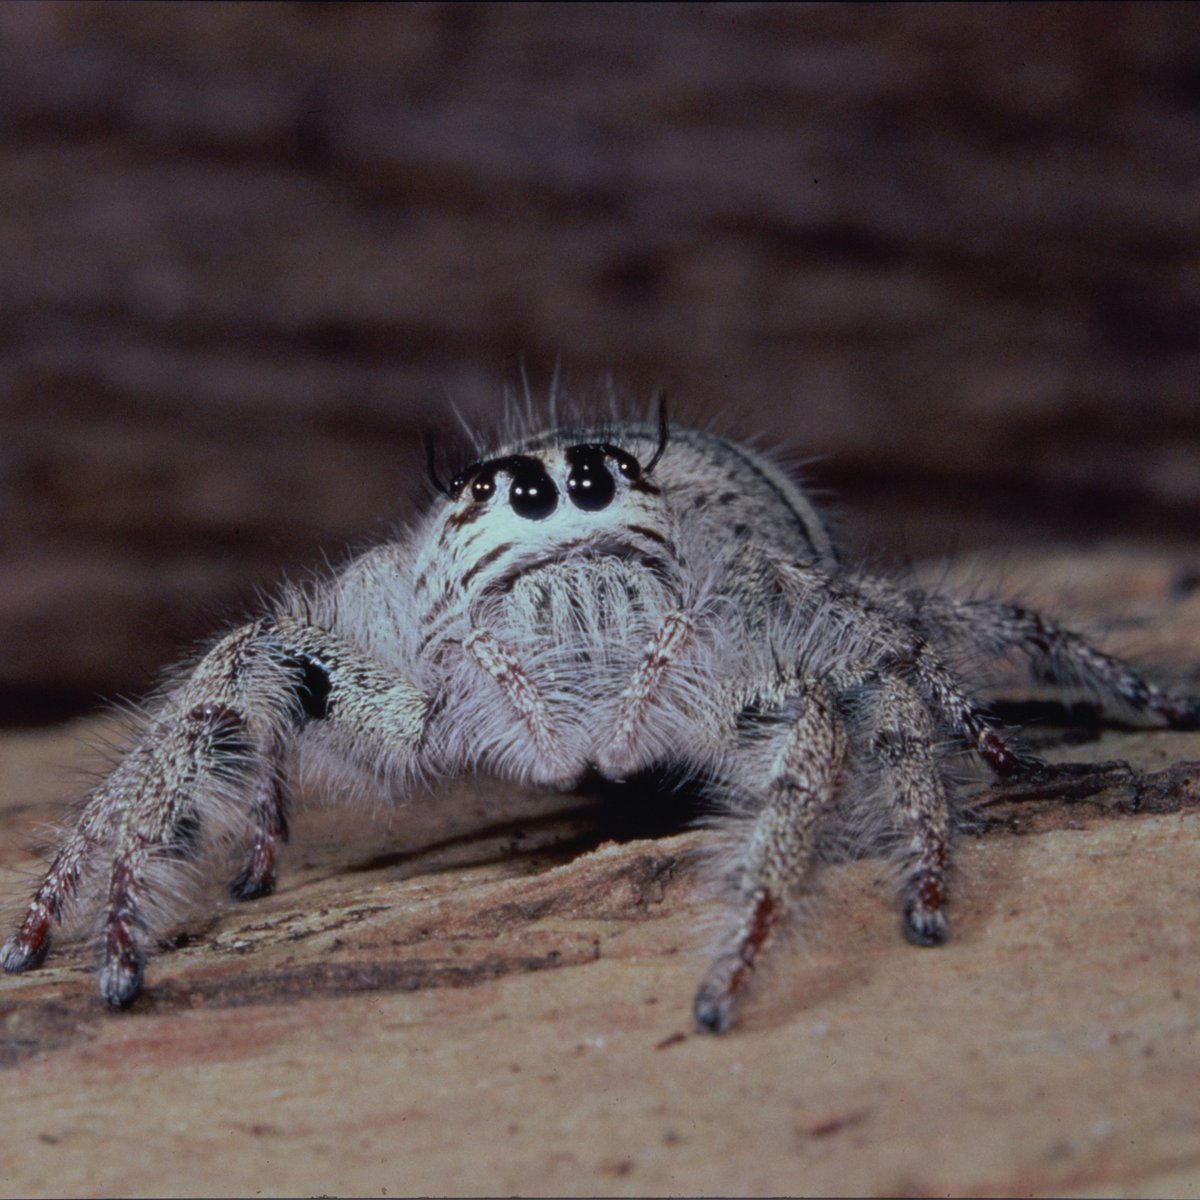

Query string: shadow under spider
[338,695,1195,879]
[340,766,707,879]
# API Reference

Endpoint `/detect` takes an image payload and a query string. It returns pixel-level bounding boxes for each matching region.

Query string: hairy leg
[856,580,1200,729]
[603,609,699,774]
[773,559,1034,775]
[2,615,428,1007]
[694,675,847,1033]
[464,628,558,756]
[836,669,951,945]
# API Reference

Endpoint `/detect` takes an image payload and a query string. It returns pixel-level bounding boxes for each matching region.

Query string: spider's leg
[957,596,1195,728]
[903,639,1034,775]
[694,676,846,1034]
[776,560,1034,776]
[838,669,951,946]
[228,759,290,901]
[856,580,1199,729]
[0,798,108,974]
[3,616,428,1007]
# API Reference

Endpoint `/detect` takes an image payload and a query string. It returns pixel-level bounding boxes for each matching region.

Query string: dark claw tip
[903,905,949,947]
[1,936,49,974]
[229,872,274,902]
[98,954,145,1010]
[1163,698,1200,731]
[693,989,735,1035]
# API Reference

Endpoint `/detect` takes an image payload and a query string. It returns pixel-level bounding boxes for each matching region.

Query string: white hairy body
[4,406,1196,1032]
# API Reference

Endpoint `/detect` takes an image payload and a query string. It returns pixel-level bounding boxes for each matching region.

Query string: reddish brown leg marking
[230,765,290,901]
[903,836,948,946]
[1152,692,1200,730]
[99,850,147,1009]
[1,836,96,974]
[976,726,1033,776]
[693,890,779,1034]
[3,900,55,973]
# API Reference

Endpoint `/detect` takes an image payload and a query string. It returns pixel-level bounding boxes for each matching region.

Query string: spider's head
[425,414,675,597]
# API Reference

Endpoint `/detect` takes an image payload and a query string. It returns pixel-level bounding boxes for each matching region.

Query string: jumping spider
[4,400,1197,1032]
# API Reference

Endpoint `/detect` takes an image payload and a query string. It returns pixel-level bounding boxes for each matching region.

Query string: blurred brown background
[1,1,1198,720]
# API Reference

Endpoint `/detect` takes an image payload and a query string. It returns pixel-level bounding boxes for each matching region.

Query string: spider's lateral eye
[470,474,495,503]
[600,444,641,480]
[565,445,616,512]
[614,452,640,480]
[448,461,487,501]
[509,461,558,520]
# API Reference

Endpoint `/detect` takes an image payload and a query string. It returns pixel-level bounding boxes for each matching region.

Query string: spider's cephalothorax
[3,403,1197,1031]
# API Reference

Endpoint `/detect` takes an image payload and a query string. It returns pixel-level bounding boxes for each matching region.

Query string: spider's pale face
[432,442,674,599]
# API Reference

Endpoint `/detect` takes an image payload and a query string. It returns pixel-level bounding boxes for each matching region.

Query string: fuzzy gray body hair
[4,407,1196,1032]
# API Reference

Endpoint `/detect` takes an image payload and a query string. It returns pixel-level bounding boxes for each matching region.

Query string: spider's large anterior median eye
[509,462,558,519]
[566,446,616,511]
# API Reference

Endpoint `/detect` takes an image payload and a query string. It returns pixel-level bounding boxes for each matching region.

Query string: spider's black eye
[610,449,641,480]
[509,461,558,520]
[566,446,616,511]
[470,473,496,503]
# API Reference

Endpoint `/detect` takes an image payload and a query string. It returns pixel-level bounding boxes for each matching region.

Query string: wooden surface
[2,545,1200,1197]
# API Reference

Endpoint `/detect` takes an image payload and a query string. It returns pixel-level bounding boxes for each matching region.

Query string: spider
[3,398,1197,1032]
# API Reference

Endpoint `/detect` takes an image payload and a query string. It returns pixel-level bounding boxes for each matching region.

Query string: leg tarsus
[98,942,144,1009]
[693,889,779,1035]
[1155,694,1200,730]
[1,910,53,973]
[230,833,279,900]
[230,765,289,901]
[902,897,948,946]
[902,851,949,947]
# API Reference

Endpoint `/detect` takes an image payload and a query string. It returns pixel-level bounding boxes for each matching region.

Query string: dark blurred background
[1,1,1198,720]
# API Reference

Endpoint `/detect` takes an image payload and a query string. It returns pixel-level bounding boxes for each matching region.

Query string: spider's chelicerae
[3,401,1197,1032]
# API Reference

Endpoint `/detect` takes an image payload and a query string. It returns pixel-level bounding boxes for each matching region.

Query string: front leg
[2,615,428,1008]
[694,676,847,1033]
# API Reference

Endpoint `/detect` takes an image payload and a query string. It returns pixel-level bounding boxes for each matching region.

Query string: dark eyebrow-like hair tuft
[644,389,669,473]
[425,435,453,497]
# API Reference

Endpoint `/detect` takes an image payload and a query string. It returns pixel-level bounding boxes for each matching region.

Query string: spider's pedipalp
[604,608,699,775]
